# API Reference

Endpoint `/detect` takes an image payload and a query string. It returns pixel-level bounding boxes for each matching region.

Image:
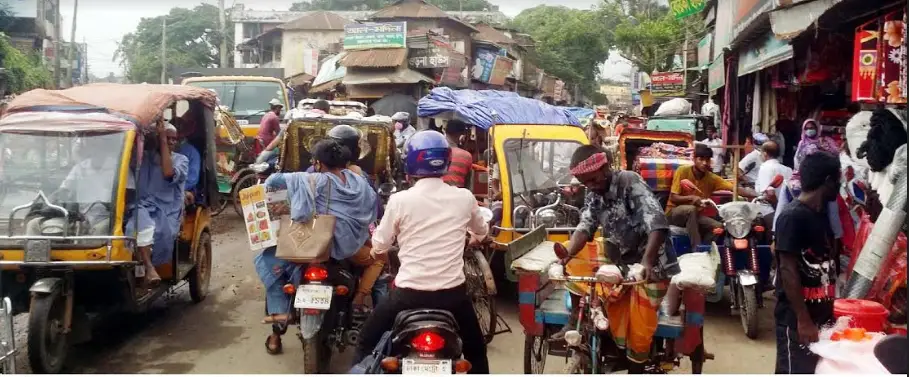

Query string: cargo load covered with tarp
[417,87,581,130]
[4,83,217,129]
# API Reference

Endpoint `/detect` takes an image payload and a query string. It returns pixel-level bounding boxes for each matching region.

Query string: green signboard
[670,0,707,19]
[344,22,407,50]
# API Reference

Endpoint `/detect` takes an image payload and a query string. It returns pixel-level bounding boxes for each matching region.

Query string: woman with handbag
[254,138,379,355]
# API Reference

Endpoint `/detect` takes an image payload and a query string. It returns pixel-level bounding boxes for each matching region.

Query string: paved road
[9,213,776,373]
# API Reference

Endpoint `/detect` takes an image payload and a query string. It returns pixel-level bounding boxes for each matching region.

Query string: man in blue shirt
[177,136,201,205]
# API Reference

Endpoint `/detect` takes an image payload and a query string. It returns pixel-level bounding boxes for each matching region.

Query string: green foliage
[289,0,496,11]
[601,0,701,75]
[115,4,232,84]
[0,33,52,94]
[511,5,613,99]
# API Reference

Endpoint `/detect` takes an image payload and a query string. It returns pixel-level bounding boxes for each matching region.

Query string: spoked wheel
[189,231,213,303]
[27,289,68,374]
[464,249,496,344]
[523,329,549,374]
[231,174,258,217]
[738,284,759,339]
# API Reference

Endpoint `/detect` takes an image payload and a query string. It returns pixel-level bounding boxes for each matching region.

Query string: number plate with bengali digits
[24,240,51,262]
[293,284,333,310]
[739,274,757,285]
[237,119,250,125]
[402,359,452,375]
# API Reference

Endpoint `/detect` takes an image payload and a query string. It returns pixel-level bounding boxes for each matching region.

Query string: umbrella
[370,93,417,119]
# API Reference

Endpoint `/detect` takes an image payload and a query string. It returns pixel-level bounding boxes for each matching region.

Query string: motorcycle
[696,174,784,339]
[361,309,472,375]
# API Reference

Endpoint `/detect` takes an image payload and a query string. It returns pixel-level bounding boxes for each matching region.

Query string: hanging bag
[276,174,335,263]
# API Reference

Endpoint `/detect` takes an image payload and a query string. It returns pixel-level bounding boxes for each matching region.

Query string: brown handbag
[275,174,336,263]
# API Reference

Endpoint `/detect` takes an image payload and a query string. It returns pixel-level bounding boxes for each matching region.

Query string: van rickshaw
[0,84,218,373]
[417,88,588,344]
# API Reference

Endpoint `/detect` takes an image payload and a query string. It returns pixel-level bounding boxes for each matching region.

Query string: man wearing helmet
[392,112,415,149]
[355,130,490,373]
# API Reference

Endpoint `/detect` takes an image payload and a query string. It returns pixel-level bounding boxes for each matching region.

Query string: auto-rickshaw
[0,84,218,373]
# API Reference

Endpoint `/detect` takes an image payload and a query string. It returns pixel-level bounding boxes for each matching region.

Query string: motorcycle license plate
[293,285,333,310]
[236,119,249,125]
[402,359,452,375]
[739,274,757,285]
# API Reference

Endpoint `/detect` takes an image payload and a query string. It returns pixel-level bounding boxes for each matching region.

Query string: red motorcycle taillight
[411,331,445,352]
[304,265,329,281]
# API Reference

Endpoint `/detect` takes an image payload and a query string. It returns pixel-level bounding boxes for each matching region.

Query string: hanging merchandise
[878,11,906,104]
[852,19,881,102]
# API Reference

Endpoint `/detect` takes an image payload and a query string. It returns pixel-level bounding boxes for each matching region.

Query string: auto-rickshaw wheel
[189,231,213,303]
[211,194,230,217]
[232,174,257,217]
[27,289,68,374]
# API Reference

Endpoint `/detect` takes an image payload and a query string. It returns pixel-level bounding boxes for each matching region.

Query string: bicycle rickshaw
[0,84,218,373]
[417,88,589,344]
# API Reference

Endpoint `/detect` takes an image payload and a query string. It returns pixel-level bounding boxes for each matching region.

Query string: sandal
[265,334,283,355]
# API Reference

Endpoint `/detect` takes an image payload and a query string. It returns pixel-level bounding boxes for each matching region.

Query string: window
[243,23,262,40]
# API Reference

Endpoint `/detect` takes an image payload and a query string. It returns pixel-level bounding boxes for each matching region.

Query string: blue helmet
[404,130,450,177]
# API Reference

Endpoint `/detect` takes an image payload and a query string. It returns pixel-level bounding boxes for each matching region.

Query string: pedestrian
[738,133,768,186]
[441,119,473,188]
[700,126,725,175]
[794,119,838,171]
[773,152,841,374]
[755,140,793,226]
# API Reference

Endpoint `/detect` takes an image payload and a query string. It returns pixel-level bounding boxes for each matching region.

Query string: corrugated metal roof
[339,48,408,68]
[473,23,514,46]
[280,11,350,31]
[368,0,478,32]
[310,79,343,94]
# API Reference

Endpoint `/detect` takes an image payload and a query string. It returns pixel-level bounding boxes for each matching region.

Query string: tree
[289,0,496,12]
[114,4,232,84]
[511,5,614,99]
[600,0,701,75]
[0,33,53,94]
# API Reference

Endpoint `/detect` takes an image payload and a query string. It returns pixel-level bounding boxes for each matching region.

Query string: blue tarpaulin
[561,107,594,120]
[417,87,581,130]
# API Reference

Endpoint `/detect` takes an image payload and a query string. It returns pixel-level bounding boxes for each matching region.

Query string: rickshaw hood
[417,87,582,130]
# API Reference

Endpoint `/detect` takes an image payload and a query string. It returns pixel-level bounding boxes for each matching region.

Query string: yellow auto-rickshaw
[0,84,218,373]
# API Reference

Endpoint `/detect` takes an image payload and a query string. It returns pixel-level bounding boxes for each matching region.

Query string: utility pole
[161,17,167,84]
[67,0,79,87]
[218,0,228,68]
[53,0,61,89]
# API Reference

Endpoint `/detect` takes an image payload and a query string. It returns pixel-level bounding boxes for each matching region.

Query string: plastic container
[834,299,890,332]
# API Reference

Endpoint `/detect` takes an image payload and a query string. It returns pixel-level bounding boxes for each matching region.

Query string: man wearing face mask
[392,112,415,149]
[773,152,841,374]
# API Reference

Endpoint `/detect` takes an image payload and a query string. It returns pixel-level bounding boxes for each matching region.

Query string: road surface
[9,213,776,373]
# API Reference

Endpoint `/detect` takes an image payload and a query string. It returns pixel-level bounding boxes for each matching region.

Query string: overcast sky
[56,0,629,79]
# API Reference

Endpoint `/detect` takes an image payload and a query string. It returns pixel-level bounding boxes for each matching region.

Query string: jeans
[355,284,490,374]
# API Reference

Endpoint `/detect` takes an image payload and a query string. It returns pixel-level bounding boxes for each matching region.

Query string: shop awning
[770,0,841,40]
[737,32,793,77]
[342,67,434,85]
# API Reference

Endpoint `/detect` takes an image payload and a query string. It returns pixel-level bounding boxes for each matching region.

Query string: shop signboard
[409,46,451,69]
[488,56,514,86]
[670,0,707,19]
[438,55,468,87]
[343,22,407,50]
[708,57,725,93]
[650,71,685,97]
[737,32,793,77]
[732,0,775,41]
[472,47,498,83]
[714,0,734,54]
[697,33,713,67]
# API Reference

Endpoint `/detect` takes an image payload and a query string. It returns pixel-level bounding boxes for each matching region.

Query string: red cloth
[443,147,473,188]
[257,111,281,147]
[879,11,907,104]
[569,152,608,175]
[852,24,880,102]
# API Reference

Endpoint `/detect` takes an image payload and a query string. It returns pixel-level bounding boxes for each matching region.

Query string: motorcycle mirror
[553,243,569,260]
[680,179,702,194]
[770,174,784,188]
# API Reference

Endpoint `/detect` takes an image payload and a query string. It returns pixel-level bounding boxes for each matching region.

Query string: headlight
[726,219,751,239]
[251,162,269,173]
[535,209,558,228]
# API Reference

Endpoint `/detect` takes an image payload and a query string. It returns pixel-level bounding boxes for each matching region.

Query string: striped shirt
[443,147,473,188]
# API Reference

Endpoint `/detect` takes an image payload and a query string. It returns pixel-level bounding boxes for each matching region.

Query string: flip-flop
[265,334,283,355]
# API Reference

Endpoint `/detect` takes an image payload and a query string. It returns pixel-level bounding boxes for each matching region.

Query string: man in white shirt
[356,130,490,373]
[738,133,768,186]
[755,141,792,226]
[701,126,725,174]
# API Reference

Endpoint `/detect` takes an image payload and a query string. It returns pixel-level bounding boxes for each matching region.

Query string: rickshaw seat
[655,306,685,339]
[510,240,559,273]
[536,288,570,326]
[669,226,688,236]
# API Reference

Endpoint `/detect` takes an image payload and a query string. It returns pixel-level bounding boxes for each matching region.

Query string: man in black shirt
[773,152,842,374]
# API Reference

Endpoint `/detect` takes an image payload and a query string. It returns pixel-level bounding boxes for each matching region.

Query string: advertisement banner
[714,0,734,54]
[409,46,451,69]
[737,32,793,77]
[670,0,707,19]
[302,48,320,76]
[472,47,498,83]
[708,57,726,93]
[488,56,514,86]
[239,185,278,251]
[650,71,685,96]
[343,22,407,50]
[697,33,713,67]
[438,55,468,87]
[732,0,774,41]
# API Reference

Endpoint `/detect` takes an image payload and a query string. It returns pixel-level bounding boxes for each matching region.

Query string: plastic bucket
[834,298,890,332]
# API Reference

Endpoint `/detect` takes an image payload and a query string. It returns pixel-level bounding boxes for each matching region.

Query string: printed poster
[240,184,278,251]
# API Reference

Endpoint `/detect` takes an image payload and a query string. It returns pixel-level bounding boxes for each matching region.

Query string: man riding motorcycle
[355,130,490,374]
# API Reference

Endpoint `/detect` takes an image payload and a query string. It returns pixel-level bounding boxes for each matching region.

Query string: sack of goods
[670,244,720,291]
[653,98,692,116]
[809,316,889,374]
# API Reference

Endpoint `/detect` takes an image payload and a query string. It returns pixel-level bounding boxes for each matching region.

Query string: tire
[563,351,586,374]
[211,194,229,217]
[231,174,257,217]
[302,332,331,374]
[738,284,759,339]
[523,332,548,374]
[464,251,496,344]
[189,232,213,303]
[27,289,68,374]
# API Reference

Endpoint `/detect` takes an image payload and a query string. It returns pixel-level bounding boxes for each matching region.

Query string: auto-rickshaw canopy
[4,83,217,128]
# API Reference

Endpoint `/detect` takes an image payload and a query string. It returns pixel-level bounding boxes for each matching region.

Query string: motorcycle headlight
[726,219,751,239]
[535,209,558,228]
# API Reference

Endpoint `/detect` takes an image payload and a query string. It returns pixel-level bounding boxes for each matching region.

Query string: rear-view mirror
[553,242,569,260]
